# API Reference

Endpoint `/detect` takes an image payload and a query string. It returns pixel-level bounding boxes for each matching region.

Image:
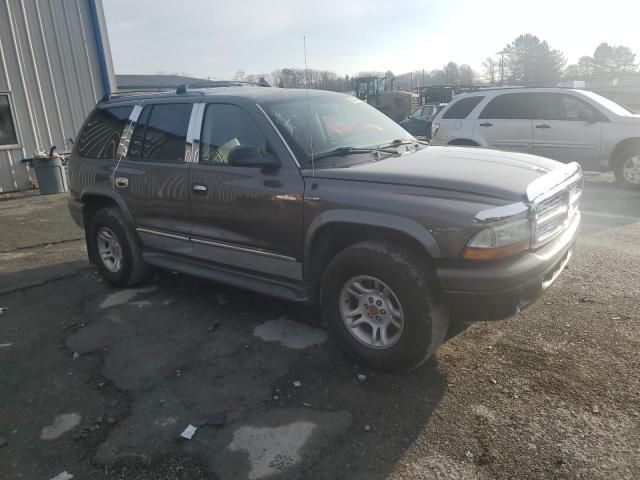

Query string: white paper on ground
[49,472,74,480]
[180,424,198,440]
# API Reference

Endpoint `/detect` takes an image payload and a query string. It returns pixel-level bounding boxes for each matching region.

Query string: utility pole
[496,50,505,86]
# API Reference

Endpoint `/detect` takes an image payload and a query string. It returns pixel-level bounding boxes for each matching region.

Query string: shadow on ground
[0,265,445,480]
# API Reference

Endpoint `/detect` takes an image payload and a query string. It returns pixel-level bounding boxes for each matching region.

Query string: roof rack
[98,89,178,104]
[176,79,271,94]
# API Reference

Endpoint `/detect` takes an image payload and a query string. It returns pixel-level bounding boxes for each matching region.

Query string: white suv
[430,87,640,187]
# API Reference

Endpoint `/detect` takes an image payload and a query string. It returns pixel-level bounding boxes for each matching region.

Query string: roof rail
[176,79,271,94]
[98,89,176,104]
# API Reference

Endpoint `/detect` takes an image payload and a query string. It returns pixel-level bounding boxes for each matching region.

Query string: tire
[87,207,148,287]
[613,148,640,188]
[320,240,449,371]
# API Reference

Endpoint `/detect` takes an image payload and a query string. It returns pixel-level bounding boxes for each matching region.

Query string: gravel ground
[0,179,639,480]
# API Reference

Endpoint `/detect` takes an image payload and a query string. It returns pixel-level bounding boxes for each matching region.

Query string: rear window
[442,96,484,119]
[76,106,133,159]
[128,103,192,162]
[479,93,536,119]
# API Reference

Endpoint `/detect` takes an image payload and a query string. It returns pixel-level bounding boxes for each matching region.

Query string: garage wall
[0,0,115,193]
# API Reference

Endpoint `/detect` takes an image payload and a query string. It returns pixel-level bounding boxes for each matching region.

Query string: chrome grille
[532,178,582,247]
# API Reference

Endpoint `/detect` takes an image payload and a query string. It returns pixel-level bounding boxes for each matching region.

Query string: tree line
[234,34,638,91]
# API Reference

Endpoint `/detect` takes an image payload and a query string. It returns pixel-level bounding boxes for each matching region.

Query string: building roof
[115,74,207,89]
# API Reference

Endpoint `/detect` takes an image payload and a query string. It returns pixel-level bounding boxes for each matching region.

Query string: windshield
[578,90,635,116]
[262,94,414,169]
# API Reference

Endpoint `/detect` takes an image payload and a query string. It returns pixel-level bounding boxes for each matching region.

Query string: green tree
[563,56,596,80]
[504,34,566,86]
[444,62,460,84]
[592,43,637,77]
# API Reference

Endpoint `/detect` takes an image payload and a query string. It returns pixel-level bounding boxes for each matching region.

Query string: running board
[142,250,310,303]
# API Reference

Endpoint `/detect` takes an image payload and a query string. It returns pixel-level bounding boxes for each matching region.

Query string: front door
[188,102,305,281]
[114,101,194,255]
[473,92,535,154]
[532,93,603,169]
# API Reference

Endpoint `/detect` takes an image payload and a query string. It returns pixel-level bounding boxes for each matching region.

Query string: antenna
[303,35,315,177]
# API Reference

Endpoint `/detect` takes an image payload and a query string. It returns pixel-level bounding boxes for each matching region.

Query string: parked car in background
[430,87,640,187]
[399,103,447,139]
[68,86,581,371]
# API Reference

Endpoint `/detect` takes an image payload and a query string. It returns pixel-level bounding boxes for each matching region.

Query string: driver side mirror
[578,109,596,122]
[227,145,280,168]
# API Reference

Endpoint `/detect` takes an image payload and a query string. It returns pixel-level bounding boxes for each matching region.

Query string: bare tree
[482,57,498,85]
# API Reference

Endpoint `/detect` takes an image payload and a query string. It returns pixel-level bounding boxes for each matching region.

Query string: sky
[103,0,640,79]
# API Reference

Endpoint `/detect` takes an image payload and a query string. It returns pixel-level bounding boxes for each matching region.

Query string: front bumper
[437,213,580,322]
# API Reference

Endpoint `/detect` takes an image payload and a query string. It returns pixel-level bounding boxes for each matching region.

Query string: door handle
[192,184,208,194]
[536,124,551,129]
[114,177,129,189]
[479,122,493,127]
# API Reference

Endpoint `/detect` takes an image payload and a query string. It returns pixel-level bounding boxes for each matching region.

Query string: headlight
[462,204,531,260]
[431,123,440,138]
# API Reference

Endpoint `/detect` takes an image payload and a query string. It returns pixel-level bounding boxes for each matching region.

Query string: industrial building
[0,0,114,193]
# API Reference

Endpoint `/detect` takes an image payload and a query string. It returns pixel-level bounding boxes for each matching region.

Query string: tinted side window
[442,96,484,119]
[135,103,192,162]
[561,95,600,121]
[200,104,267,165]
[479,93,536,119]
[536,93,564,120]
[536,93,602,121]
[127,106,151,159]
[76,106,133,159]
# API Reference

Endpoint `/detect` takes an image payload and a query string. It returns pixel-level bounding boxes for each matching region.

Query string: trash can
[30,156,69,195]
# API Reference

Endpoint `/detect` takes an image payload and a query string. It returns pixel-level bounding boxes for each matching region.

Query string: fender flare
[79,184,135,227]
[304,209,442,269]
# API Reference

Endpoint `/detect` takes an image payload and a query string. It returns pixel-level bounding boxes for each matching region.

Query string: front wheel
[321,240,448,371]
[614,148,640,188]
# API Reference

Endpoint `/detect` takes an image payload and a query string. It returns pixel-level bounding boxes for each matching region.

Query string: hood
[308,146,562,202]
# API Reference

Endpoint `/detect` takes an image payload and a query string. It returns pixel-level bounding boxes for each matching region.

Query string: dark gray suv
[68,85,582,370]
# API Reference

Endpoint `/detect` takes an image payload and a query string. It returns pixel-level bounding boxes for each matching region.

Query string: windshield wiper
[377,138,424,149]
[313,146,398,162]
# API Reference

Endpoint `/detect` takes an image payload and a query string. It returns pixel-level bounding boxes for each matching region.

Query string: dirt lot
[0,177,639,480]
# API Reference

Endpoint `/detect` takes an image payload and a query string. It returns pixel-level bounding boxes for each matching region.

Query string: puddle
[253,317,326,350]
[99,286,157,309]
[40,413,82,440]
[228,421,316,479]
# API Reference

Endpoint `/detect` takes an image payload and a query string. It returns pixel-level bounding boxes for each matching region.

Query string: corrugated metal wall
[0,0,114,192]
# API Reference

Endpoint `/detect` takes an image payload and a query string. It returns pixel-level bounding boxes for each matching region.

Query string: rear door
[532,92,603,167]
[473,92,535,153]
[114,101,194,255]
[188,102,305,280]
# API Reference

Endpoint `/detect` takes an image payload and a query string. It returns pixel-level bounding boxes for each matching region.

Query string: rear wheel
[87,207,148,287]
[614,148,640,188]
[321,240,448,371]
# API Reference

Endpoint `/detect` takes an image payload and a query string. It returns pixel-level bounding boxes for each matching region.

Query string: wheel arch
[609,137,640,170]
[304,210,441,293]
[79,185,134,227]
